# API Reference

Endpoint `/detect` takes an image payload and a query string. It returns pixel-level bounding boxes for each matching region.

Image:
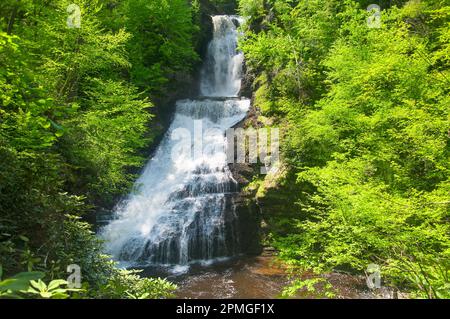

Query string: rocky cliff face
[228,67,264,256]
[228,57,303,256]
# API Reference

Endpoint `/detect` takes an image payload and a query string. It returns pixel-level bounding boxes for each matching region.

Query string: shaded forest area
[0,0,227,299]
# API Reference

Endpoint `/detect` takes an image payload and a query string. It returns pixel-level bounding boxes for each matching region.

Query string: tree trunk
[7,1,20,35]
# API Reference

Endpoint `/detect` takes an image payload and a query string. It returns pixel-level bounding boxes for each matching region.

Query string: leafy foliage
[1,0,198,299]
[121,0,199,92]
[240,0,450,298]
[99,269,177,299]
[0,269,45,298]
[25,279,81,299]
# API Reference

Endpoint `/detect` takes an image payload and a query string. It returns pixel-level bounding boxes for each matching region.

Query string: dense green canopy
[0,0,200,299]
[239,0,449,298]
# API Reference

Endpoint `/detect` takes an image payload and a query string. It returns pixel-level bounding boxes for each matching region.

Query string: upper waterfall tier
[200,16,244,98]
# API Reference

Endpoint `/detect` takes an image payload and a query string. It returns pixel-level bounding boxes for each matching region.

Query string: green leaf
[40,291,52,298]
[18,235,29,242]
[0,272,45,292]
[12,272,45,282]
[30,279,47,292]
[47,280,67,291]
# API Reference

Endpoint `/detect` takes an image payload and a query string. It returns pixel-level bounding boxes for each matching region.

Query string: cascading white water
[200,16,244,97]
[102,15,250,267]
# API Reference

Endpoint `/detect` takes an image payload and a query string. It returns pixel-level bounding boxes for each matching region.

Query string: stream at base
[140,256,289,299]
[137,256,392,299]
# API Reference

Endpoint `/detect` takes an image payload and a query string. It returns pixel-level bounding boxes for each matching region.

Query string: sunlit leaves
[239,0,450,298]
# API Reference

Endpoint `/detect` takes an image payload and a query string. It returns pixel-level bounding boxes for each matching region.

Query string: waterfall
[101,15,250,268]
[200,16,244,97]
